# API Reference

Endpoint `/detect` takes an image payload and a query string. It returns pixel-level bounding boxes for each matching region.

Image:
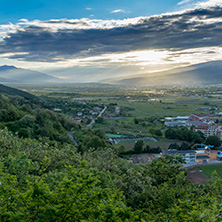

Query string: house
[94,107,101,112]
[131,154,156,164]
[54,108,62,112]
[161,150,196,164]
[74,117,82,123]
[104,113,114,119]
[114,106,120,114]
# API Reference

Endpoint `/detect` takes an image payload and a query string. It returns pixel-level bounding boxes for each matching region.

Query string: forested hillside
[0,91,78,144]
[0,84,37,100]
[0,129,222,221]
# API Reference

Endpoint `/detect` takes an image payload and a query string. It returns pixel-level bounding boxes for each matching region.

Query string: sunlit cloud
[0,1,222,81]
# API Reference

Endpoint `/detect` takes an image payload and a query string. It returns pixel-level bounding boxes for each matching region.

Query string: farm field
[115,138,185,151]
[198,165,222,178]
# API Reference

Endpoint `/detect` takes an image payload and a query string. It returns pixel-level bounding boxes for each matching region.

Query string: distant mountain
[101,61,222,86]
[0,84,37,100]
[0,65,58,83]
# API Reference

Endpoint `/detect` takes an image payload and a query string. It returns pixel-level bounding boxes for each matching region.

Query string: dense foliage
[0,93,79,144]
[165,127,205,143]
[1,86,222,221]
[0,129,222,221]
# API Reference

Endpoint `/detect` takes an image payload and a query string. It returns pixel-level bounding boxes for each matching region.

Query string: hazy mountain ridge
[101,61,222,86]
[0,65,58,83]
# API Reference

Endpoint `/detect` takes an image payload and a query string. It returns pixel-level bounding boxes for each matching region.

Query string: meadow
[198,165,222,178]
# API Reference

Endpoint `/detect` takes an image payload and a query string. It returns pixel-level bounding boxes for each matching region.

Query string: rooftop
[163,150,196,155]
[196,156,210,159]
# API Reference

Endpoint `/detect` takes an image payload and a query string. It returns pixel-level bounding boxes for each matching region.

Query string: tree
[96,117,104,124]
[180,142,190,150]
[117,145,126,154]
[205,135,221,148]
[150,146,162,153]
[155,129,162,137]
[94,129,106,139]
[111,127,116,134]
[84,136,107,149]
[134,140,144,153]
[165,128,176,139]
[144,144,151,153]
[149,128,155,135]
[168,143,180,150]
[134,118,139,124]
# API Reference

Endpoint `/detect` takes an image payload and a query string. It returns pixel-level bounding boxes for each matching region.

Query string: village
[164,112,222,139]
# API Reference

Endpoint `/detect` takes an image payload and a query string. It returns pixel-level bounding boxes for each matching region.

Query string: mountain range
[101,61,222,86]
[0,65,58,83]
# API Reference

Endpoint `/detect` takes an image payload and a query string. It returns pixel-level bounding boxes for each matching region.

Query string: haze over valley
[1,0,222,85]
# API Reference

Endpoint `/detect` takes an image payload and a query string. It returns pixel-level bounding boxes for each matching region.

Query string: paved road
[88,106,107,128]
[99,106,107,117]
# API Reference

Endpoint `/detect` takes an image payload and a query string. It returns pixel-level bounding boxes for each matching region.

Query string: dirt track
[187,168,208,184]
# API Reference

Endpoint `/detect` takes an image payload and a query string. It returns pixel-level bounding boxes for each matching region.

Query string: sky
[0,0,222,82]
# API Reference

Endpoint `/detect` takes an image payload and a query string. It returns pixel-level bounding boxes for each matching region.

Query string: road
[87,106,107,128]
[98,106,107,117]
[67,131,78,146]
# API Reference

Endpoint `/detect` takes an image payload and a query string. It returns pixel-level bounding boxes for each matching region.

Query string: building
[54,108,62,112]
[189,113,206,122]
[115,106,120,114]
[162,146,217,164]
[164,116,189,127]
[195,147,217,163]
[74,117,82,123]
[164,120,187,127]
[130,154,157,164]
[193,124,222,139]
[161,150,196,164]
[217,151,222,160]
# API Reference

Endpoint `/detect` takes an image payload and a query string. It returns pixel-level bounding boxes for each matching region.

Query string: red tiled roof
[191,113,205,117]
[194,124,209,129]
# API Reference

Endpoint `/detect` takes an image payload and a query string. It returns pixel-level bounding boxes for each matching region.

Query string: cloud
[177,0,192,5]
[86,7,93,10]
[196,0,222,7]
[0,4,222,64]
[111,9,126,13]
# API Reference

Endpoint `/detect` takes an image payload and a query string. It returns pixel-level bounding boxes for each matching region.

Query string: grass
[105,133,129,138]
[198,165,222,178]
[114,138,184,151]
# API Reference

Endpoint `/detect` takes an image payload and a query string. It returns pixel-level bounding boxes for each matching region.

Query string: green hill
[0,84,37,100]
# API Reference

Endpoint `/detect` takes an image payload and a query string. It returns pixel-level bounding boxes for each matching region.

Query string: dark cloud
[0,7,222,62]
